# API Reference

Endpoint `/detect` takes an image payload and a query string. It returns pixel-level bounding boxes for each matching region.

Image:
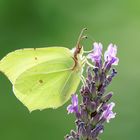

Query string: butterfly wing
[14,58,81,111]
[0,47,73,84]
[0,47,81,111]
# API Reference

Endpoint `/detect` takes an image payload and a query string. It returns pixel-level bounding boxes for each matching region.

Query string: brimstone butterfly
[0,28,88,112]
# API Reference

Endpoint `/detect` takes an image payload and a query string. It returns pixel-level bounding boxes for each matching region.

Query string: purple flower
[65,41,119,140]
[67,94,79,114]
[104,44,119,65]
[87,42,103,63]
[102,102,116,123]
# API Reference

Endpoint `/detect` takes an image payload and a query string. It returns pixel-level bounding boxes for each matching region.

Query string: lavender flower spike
[102,102,116,123]
[87,42,103,63]
[104,44,119,65]
[67,94,79,114]
[65,42,118,140]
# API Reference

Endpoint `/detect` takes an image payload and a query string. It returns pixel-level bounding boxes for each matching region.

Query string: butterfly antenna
[76,28,87,49]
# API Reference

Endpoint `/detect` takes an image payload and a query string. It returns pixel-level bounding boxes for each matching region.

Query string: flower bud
[91,125,104,138]
[80,105,88,123]
[101,92,113,103]
[86,101,97,112]
[79,125,87,139]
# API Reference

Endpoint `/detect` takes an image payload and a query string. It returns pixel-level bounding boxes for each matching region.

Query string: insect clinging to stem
[0,28,92,112]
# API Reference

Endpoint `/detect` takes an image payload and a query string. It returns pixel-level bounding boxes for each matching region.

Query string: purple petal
[113,57,119,65]
[67,94,79,114]
[108,102,115,110]
[67,105,74,114]
[102,102,116,123]
[104,44,119,65]
[87,42,103,63]
[72,94,78,106]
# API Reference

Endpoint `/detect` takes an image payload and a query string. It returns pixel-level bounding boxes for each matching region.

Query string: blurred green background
[0,0,139,140]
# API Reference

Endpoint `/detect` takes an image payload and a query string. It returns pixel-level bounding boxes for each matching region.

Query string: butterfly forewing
[0,47,73,84]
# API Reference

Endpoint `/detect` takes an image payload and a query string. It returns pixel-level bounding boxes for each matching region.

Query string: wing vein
[60,70,73,95]
[26,68,72,76]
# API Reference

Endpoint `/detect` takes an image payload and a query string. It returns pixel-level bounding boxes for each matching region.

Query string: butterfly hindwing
[13,57,80,111]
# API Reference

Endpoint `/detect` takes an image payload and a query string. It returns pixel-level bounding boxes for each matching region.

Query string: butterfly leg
[80,74,86,87]
[83,50,93,54]
[82,56,94,68]
[86,60,94,68]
